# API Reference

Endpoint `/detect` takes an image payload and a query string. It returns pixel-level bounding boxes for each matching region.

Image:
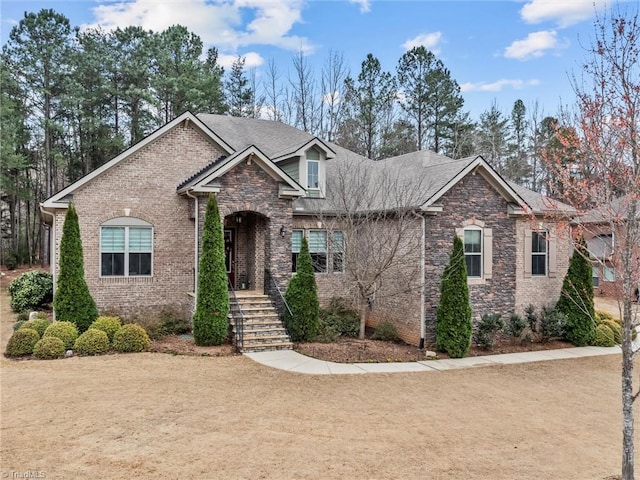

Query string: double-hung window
[291,229,303,272]
[101,218,153,277]
[463,229,482,278]
[531,231,547,276]
[308,230,327,273]
[332,231,345,273]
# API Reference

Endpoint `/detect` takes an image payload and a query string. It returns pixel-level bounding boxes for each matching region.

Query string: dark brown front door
[224,228,235,286]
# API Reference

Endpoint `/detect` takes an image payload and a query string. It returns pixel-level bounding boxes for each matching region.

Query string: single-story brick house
[41,111,574,347]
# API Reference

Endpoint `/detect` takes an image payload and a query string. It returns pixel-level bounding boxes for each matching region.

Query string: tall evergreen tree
[193,194,229,346]
[54,204,98,332]
[339,54,396,159]
[476,101,511,175]
[436,235,472,358]
[397,46,464,153]
[284,237,320,342]
[557,236,595,346]
[225,56,253,117]
[505,99,531,184]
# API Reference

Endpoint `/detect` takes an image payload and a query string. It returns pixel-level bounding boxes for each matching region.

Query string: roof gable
[180,145,305,198]
[42,111,233,209]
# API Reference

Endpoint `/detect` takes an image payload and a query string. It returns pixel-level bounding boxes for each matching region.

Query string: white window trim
[292,228,346,275]
[524,228,557,278]
[531,231,548,277]
[100,218,153,278]
[457,222,492,284]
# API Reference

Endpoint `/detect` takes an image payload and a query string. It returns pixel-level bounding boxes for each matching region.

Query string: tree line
[1,8,567,265]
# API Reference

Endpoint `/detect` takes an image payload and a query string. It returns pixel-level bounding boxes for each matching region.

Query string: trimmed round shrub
[8,270,54,312]
[33,336,66,360]
[89,316,122,343]
[20,318,52,338]
[74,329,110,356]
[113,324,150,353]
[5,328,40,357]
[593,324,616,347]
[602,319,622,344]
[43,321,79,349]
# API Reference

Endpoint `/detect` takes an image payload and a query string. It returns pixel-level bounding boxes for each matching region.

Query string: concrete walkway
[245,345,622,375]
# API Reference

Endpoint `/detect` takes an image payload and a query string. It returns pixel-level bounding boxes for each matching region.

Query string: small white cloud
[402,32,443,53]
[218,52,264,70]
[460,79,540,93]
[348,0,371,13]
[520,0,607,28]
[504,30,569,60]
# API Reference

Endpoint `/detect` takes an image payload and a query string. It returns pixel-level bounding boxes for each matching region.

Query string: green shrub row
[8,271,54,313]
[6,314,151,359]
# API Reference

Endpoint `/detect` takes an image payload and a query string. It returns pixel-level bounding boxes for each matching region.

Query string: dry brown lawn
[1,282,639,479]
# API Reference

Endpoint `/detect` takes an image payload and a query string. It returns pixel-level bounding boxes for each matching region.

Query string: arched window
[100,217,153,277]
[456,220,493,281]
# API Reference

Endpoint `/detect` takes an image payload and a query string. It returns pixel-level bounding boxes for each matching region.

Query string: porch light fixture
[280,225,286,237]
[236,214,243,224]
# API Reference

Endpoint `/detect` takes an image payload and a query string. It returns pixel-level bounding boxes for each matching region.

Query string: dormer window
[306,148,321,195]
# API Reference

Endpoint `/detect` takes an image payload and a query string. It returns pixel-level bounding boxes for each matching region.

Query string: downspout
[40,205,56,320]
[412,210,426,349]
[185,190,199,305]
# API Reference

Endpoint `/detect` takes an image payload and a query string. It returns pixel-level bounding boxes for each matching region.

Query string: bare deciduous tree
[543,6,639,478]
[318,155,430,339]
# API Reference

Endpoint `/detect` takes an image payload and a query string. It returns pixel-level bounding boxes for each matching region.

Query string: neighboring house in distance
[41,111,575,347]
[578,197,640,299]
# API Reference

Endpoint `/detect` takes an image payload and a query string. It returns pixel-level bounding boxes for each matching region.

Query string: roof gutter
[39,205,57,320]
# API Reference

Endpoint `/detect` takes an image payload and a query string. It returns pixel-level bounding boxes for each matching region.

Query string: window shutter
[548,232,557,278]
[483,228,493,279]
[524,229,532,278]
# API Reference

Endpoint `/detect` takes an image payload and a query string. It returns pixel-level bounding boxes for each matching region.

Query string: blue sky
[0,0,615,120]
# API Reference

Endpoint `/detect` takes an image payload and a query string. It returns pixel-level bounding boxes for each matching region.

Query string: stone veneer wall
[52,123,225,318]
[214,158,293,299]
[423,173,517,342]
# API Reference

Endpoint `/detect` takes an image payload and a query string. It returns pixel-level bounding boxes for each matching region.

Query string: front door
[224,228,235,287]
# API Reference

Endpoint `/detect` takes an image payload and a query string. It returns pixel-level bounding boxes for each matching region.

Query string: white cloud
[460,79,541,93]
[520,0,607,28]
[402,32,442,53]
[218,52,264,70]
[348,0,371,13]
[504,30,569,60]
[86,0,313,53]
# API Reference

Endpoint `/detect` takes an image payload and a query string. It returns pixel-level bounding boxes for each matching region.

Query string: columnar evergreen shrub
[43,321,79,349]
[33,337,66,359]
[89,316,122,343]
[8,271,53,312]
[436,235,473,358]
[557,236,595,346]
[112,324,150,352]
[193,194,229,346]
[20,318,51,337]
[6,328,40,357]
[284,237,320,342]
[54,204,98,332]
[74,329,111,356]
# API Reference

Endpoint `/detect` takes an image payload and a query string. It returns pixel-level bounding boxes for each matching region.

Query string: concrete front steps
[229,291,293,353]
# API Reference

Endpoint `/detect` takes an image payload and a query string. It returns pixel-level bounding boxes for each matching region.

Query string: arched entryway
[224,210,269,292]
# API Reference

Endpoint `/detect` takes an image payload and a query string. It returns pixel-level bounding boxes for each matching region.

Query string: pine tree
[436,235,472,358]
[284,237,320,342]
[557,236,595,346]
[54,204,98,332]
[193,194,229,346]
